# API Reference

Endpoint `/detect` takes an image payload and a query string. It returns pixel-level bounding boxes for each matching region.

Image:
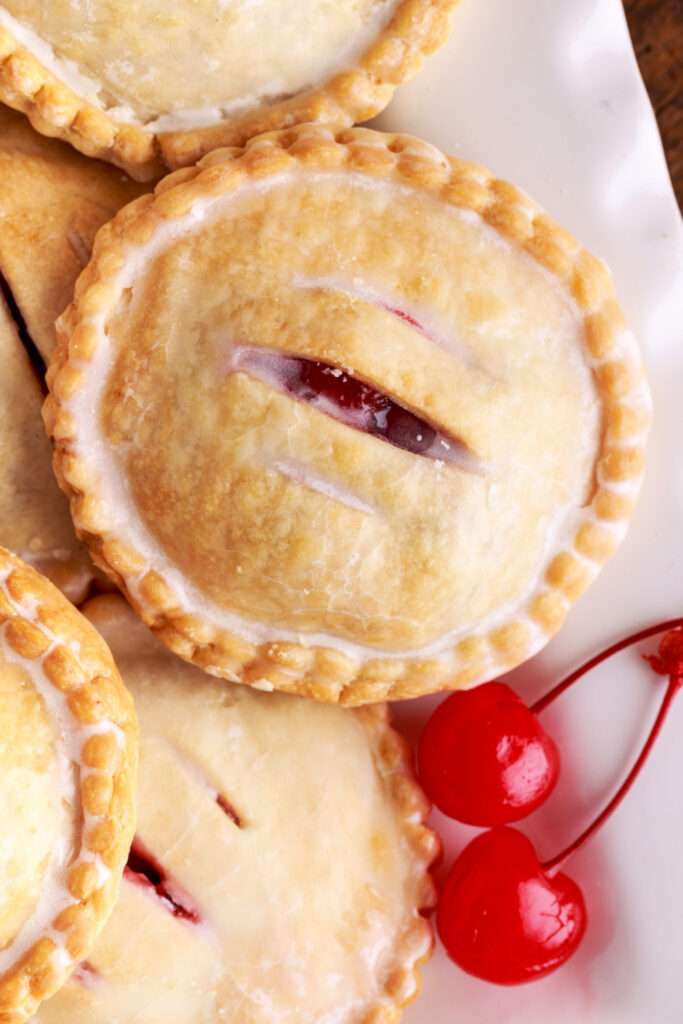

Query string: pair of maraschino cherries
[417,622,683,985]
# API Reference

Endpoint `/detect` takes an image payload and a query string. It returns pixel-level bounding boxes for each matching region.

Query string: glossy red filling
[232,348,473,465]
[382,303,424,334]
[124,840,200,924]
[216,793,242,826]
[284,358,442,457]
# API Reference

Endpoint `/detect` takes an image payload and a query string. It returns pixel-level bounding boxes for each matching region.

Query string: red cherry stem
[531,617,683,716]
[529,617,683,874]
[542,672,681,872]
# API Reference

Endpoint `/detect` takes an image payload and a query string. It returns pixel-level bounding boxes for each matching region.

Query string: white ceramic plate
[373,0,683,1020]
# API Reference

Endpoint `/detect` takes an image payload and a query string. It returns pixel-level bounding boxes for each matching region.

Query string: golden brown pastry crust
[0,549,137,1023]
[0,293,93,602]
[45,125,651,705]
[0,1,456,181]
[0,105,143,599]
[0,104,146,362]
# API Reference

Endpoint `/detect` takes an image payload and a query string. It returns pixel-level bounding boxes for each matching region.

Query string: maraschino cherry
[418,682,560,826]
[438,826,586,984]
[435,620,683,986]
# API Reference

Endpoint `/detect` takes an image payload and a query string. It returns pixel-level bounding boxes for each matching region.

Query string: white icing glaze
[62,170,649,675]
[270,459,377,517]
[0,570,121,976]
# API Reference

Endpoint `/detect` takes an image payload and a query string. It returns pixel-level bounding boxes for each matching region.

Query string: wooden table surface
[624,0,682,207]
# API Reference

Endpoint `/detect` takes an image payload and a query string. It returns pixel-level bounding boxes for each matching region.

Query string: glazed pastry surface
[99,175,597,650]
[46,126,650,702]
[0,653,67,953]
[34,595,436,1024]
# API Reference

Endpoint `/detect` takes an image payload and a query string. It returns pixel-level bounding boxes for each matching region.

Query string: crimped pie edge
[351,701,439,1021]
[44,123,652,706]
[0,0,456,181]
[0,547,137,1024]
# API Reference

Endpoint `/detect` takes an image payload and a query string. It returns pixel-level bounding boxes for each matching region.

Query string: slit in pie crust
[44,125,652,704]
[0,549,137,1023]
[33,594,437,1024]
[0,0,456,180]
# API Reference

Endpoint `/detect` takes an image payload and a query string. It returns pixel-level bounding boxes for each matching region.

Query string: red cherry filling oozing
[418,682,560,826]
[428,621,683,986]
[230,347,477,468]
[293,361,440,457]
[124,841,200,924]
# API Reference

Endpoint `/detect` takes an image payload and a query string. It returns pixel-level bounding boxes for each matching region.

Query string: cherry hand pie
[0,103,145,362]
[0,293,92,602]
[45,125,651,704]
[33,594,437,1024]
[0,550,136,1023]
[0,102,145,601]
[0,1,455,180]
